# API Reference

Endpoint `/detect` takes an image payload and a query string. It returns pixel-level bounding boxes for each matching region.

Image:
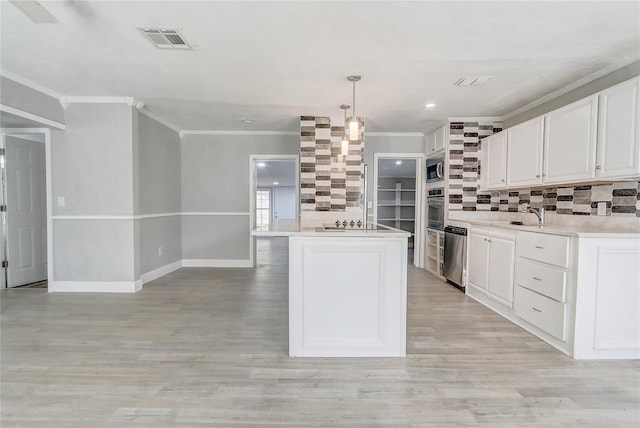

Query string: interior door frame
[248,154,300,267]
[372,152,425,268]
[0,128,53,289]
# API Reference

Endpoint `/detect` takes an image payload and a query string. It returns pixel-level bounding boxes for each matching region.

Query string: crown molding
[180,130,299,138]
[447,117,503,122]
[137,108,182,134]
[0,104,66,130]
[365,132,425,137]
[60,96,137,109]
[0,70,63,100]
[502,56,640,120]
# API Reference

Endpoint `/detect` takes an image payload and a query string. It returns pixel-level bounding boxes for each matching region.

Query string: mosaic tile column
[299,116,364,213]
[447,120,502,212]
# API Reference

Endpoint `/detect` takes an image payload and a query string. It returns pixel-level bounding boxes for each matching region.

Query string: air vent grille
[454,76,493,86]
[138,28,192,49]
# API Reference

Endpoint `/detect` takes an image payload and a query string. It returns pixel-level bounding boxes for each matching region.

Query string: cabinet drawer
[518,231,570,267]
[514,286,566,341]
[515,258,567,302]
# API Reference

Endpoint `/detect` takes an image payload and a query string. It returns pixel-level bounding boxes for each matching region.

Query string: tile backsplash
[299,116,364,213]
[447,120,640,217]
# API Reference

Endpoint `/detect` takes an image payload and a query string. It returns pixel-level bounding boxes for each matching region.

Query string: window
[256,189,271,227]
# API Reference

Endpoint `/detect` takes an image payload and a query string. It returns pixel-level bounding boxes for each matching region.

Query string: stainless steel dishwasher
[443,226,467,291]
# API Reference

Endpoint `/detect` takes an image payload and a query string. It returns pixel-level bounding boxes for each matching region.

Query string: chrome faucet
[522,205,545,225]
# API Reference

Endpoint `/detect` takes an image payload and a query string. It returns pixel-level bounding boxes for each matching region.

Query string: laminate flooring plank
[1,237,638,427]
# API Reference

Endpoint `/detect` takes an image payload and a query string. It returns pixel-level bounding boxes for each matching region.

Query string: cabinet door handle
[532,307,542,313]
[532,276,542,281]
[534,245,544,249]
[536,174,540,178]
[596,165,601,170]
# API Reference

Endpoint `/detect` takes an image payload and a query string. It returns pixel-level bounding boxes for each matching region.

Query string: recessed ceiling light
[273,181,279,186]
[257,162,266,167]
[425,103,436,108]
[242,119,254,124]
[395,160,403,165]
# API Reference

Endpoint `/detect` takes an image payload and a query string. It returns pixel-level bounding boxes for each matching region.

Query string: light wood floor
[1,237,638,427]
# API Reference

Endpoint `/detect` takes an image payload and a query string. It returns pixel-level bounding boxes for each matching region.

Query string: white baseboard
[49,259,253,293]
[140,260,183,285]
[50,280,143,293]
[182,259,253,268]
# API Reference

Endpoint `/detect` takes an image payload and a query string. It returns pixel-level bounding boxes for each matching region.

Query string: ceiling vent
[454,76,493,86]
[138,28,192,49]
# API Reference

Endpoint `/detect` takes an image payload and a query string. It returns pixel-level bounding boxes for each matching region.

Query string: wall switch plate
[158,247,163,256]
[597,201,607,216]
[57,196,65,207]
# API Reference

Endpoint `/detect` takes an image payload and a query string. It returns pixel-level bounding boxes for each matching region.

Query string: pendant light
[339,104,351,156]
[347,75,361,141]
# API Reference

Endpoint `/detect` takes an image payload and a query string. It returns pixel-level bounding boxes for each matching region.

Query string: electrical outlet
[597,201,607,216]
[158,246,163,256]
[57,196,65,207]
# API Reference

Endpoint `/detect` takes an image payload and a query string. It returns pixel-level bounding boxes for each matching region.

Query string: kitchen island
[252,221,410,357]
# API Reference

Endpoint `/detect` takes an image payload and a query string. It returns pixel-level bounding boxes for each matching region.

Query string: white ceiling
[1,1,639,133]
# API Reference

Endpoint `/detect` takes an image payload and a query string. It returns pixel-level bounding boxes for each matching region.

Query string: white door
[507,117,544,187]
[487,235,516,307]
[6,136,47,287]
[596,77,640,179]
[543,95,598,184]
[467,232,489,291]
[273,186,296,221]
[485,132,507,189]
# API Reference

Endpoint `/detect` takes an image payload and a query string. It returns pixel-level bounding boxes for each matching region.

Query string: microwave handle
[436,162,444,178]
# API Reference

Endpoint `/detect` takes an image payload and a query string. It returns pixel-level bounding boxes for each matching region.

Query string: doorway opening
[373,153,424,266]
[1,130,50,289]
[249,155,299,267]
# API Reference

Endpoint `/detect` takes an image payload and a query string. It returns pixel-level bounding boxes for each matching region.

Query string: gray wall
[0,76,65,125]
[50,104,137,283]
[181,133,298,261]
[52,104,135,216]
[136,112,182,275]
[504,60,640,128]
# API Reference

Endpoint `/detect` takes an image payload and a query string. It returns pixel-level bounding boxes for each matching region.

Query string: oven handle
[436,162,444,178]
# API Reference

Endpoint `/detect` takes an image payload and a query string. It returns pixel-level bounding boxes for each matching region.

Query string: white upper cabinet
[485,131,508,189]
[596,76,640,179]
[425,125,447,155]
[507,117,544,187]
[543,95,598,184]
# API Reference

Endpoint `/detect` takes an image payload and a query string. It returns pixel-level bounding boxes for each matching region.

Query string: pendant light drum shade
[347,75,362,141]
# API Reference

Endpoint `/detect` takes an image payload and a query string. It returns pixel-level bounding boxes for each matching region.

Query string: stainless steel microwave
[426,157,445,182]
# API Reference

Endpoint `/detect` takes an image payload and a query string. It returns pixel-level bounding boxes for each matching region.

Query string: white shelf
[379,218,416,222]
[378,201,416,207]
[427,255,438,261]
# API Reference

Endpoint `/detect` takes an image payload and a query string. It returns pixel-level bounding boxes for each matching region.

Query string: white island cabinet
[252,222,409,357]
[289,235,407,357]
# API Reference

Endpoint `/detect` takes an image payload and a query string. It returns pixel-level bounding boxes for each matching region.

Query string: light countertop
[453,220,640,238]
[252,220,411,238]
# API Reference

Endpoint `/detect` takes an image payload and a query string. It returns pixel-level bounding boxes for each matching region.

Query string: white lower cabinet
[514,285,567,341]
[467,227,516,308]
[467,226,639,360]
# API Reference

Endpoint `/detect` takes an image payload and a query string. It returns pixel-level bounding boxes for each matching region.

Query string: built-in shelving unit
[425,228,444,278]
[377,179,416,246]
